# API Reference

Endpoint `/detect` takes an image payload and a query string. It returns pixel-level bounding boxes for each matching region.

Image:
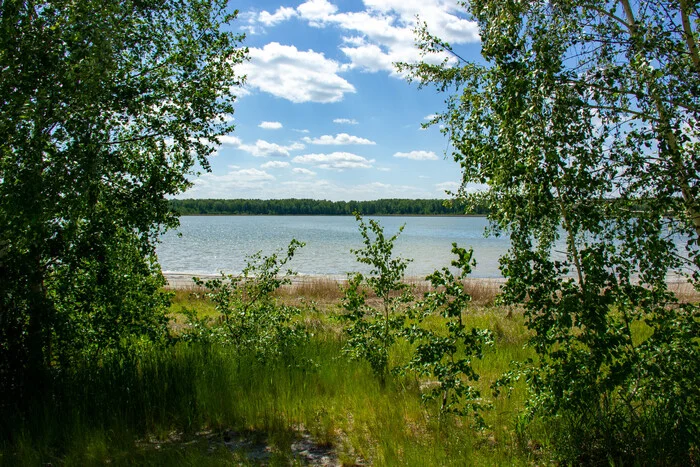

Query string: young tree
[404,244,493,428]
[402,1,699,463]
[341,214,414,386]
[190,240,309,363]
[0,1,246,398]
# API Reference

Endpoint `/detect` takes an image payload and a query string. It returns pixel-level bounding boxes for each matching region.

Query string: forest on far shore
[169,198,490,216]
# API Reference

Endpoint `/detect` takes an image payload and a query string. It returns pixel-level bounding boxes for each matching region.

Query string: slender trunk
[619,0,700,241]
[679,0,700,74]
[25,252,51,397]
[554,183,586,292]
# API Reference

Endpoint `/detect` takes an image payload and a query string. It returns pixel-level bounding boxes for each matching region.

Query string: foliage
[0,0,246,400]
[0,302,536,466]
[403,0,700,463]
[169,197,484,216]
[403,244,493,428]
[188,240,309,363]
[341,214,414,385]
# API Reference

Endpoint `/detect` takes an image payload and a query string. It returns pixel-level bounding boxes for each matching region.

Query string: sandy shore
[163,272,507,290]
[163,272,698,303]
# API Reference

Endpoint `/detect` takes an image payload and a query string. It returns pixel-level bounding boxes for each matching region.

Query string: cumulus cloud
[186,177,434,200]
[292,152,374,170]
[239,140,304,158]
[216,113,235,123]
[261,161,290,169]
[302,133,376,145]
[333,118,358,124]
[393,150,439,160]
[218,135,242,146]
[219,135,304,158]
[297,0,338,25]
[243,0,479,77]
[274,180,432,201]
[424,114,439,121]
[259,121,283,129]
[291,0,479,75]
[238,42,356,103]
[292,167,317,176]
[258,6,297,26]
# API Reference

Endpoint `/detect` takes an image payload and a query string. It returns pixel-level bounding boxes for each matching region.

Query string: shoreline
[163,273,698,301]
[175,213,487,218]
[163,272,507,289]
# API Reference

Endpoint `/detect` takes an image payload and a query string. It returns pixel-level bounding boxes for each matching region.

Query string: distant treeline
[170,198,490,216]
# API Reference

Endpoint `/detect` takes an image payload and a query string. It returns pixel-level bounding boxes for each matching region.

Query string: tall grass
[1,294,541,466]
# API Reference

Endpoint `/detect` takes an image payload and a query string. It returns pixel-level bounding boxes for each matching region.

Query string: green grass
[1,292,544,466]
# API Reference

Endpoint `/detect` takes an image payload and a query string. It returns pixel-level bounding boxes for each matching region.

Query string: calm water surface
[157,215,510,278]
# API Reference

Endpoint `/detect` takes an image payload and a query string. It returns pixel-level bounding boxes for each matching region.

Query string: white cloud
[259,6,297,26]
[220,136,304,158]
[239,140,304,158]
[258,121,283,129]
[216,113,236,123]
[424,114,439,121]
[293,128,311,133]
[274,180,432,201]
[185,177,435,201]
[243,1,479,76]
[297,0,338,25]
[238,42,356,103]
[340,43,395,73]
[291,0,479,75]
[393,150,439,160]
[218,135,242,146]
[292,167,317,176]
[292,152,374,170]
[261,161,290,169]
[302,133,376,145]
[333,118,358,125]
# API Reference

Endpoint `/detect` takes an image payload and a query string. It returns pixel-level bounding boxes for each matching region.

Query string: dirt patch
[211,428,343,466]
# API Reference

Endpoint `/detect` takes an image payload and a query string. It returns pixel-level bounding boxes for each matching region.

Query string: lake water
[156,215,510,278]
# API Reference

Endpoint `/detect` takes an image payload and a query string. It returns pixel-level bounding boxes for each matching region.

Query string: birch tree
[403,1,699,462]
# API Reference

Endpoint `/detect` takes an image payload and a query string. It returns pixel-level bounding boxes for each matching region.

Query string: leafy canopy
[0,0,246,398]
[402,0,699,463]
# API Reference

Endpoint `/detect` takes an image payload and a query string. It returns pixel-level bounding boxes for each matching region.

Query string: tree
[404,244,493,428]
[403,1,699,463]
[0,0,246,400]
[341,214,414,386]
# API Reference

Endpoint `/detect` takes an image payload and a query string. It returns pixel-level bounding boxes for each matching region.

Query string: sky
[183,0,484,201]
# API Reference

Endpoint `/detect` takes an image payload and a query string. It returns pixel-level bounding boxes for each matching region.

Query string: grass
[0,283,541,466]
[7,276,693,465]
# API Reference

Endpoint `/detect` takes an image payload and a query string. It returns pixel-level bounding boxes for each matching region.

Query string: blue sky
[184,0,484,201]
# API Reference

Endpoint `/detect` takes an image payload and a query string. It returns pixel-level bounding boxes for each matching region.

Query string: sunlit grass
[2,290,543,466]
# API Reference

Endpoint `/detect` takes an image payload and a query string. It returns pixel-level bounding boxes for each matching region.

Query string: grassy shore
[3,277,697,465]
[1,278,551,466]
[9,277,695,466]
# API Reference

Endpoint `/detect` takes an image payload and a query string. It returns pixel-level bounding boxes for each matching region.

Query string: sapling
[189,240,308,363]
[341,214,414,385]
[404,243,493,428]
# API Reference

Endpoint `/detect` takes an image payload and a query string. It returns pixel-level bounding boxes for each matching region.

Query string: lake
[156,215,510,279]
